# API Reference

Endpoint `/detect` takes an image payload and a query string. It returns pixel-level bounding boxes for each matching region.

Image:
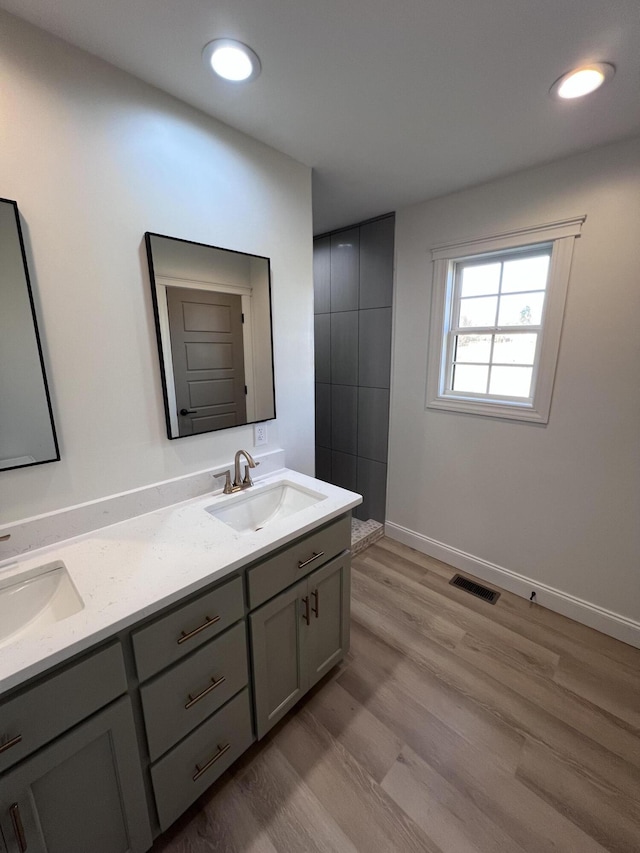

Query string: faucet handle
[242,460,260,486]
[213,469,233,494]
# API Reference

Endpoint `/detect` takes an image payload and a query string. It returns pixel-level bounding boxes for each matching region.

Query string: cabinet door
[307,554,351,689]
[250,578,310,739]
[0,697,151,853]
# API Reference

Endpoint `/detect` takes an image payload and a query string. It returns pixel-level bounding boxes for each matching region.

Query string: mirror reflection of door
[166,287,247,435]
[145,232,275,440]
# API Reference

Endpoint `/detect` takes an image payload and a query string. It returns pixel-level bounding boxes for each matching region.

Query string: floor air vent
[449,574,500,604]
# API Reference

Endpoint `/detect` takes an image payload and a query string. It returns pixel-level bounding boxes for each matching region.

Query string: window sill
[426,394,549,423]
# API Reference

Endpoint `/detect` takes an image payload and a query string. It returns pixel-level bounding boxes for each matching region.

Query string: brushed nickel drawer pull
[312,589,319,618]
[0,534,10,542]
[185,675,226,709]
[193,742,231,781]
[298,551,324,570]
[177,614,221,645]
[10,803,27,852]
[0,734,22,755]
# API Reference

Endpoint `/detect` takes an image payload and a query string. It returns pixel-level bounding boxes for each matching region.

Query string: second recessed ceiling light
[203,39,261,83]
[551,63,615,99]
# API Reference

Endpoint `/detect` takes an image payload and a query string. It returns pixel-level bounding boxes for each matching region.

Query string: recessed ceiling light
[550,63,615,99]
[203,39,261,83]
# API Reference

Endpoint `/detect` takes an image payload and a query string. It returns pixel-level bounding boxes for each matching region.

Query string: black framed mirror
[0,198,59,471]
[145,233,276,439]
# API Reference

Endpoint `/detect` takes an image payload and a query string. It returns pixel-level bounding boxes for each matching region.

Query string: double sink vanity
[0,463,360,853]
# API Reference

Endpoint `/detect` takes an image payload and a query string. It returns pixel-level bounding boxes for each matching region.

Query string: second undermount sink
[205,480,327,534]
[0,561,84,648]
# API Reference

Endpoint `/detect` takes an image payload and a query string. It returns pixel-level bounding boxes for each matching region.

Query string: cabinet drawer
[247,514,351,609]
[151,688,253,831]
[133,576,244,682]
[0,643,127,773]
[140,622,249,762]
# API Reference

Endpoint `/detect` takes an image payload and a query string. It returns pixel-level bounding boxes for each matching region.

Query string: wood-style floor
[151,537,640,853]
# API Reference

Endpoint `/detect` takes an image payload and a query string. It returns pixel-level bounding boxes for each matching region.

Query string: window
[426,217,584,423]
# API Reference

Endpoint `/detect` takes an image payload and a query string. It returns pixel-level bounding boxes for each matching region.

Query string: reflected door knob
[180,409,197,415]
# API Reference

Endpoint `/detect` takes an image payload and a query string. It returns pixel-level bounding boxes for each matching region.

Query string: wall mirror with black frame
[0,197,59,472]
[145,233,276,439]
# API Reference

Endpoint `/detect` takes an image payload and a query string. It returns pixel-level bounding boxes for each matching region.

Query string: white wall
[0,11,314,524]
[388,136,640,636]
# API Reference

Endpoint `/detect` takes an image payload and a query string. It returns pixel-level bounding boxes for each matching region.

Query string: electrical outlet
[254,423,268,446]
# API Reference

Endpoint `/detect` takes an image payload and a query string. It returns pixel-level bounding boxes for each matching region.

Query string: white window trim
[426,216,585,424]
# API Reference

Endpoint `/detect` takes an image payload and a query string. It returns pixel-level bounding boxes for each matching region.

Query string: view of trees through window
[450,251,551,399]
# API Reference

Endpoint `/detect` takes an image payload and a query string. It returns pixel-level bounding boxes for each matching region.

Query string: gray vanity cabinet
[150,688,252,832]
[0,510,354,851]
[250,577,309,737]
[132,575,253,833]
[250,552,350,739]
[0,697,151,853]
[306,554,350,688]
[132,576,244,682]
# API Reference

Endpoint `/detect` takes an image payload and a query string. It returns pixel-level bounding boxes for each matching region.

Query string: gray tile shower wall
[313,214,394,523]
[314,314,331,383]
[358,307,392,388]
[330,228,360,311]
[331,385,358,455]
[357,387,390,464]
[331,312,359,386]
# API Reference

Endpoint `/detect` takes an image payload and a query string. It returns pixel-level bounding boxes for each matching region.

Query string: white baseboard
[384,521,640,650]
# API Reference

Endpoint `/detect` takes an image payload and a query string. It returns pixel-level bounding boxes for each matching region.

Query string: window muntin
[426,217,584,423]
[446,247,551,402]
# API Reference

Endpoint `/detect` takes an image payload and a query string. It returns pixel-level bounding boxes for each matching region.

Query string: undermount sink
[0,561,84,648]
[205,480,327,534]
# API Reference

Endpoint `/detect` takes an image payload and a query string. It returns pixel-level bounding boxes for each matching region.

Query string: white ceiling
[3,0,640,234]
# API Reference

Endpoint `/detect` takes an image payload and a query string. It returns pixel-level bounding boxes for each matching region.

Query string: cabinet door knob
[179,408,197,415]
[311,589,319,618]
[10,803,27,852]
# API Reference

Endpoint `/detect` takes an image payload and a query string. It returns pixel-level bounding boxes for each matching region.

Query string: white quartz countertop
[0,469,361,695]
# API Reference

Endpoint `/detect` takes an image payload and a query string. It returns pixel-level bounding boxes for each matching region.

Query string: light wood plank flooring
[151,537,640,853]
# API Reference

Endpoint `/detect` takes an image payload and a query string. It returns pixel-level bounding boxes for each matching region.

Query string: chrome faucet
[234,449,259,489]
